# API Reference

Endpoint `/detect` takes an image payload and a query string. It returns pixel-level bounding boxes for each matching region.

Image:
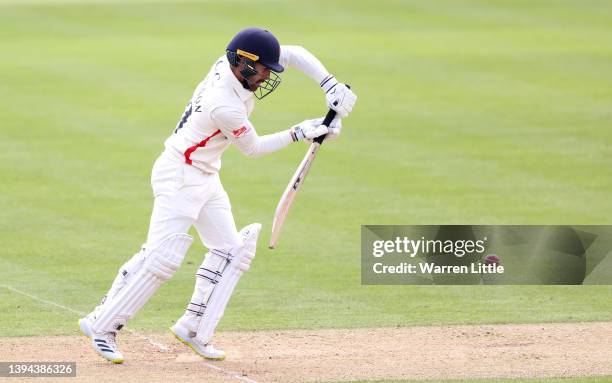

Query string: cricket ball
[484,254,501,265]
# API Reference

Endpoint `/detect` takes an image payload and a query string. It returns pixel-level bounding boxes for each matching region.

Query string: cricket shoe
[170,323,226,360]
[79,316,124,364]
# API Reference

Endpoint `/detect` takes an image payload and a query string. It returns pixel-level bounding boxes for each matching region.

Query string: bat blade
[269,142,321,249]
[268,108,338,249]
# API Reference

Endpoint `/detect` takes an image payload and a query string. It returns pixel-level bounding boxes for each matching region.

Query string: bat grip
[321,108,337,127]
[313,109,337,144]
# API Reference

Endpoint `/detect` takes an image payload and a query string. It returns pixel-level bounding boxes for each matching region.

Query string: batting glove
[307,116,342,142]
[290,117,328,142]
[320,75,357,118]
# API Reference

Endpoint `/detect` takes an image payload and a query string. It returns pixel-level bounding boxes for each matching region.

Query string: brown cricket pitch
[3,322,611,382]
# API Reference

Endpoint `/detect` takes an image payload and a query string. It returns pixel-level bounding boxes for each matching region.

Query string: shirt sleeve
[279,45,330,85]
[210,106,293,158]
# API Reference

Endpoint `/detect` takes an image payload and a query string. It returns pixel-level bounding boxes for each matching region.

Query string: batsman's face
[246,62,271,91]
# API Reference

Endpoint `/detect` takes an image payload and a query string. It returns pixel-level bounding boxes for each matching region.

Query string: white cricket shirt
[163,46,330,173]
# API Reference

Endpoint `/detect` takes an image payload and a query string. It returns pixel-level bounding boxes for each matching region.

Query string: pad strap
[194,223,261,344]
[91,233,193,333]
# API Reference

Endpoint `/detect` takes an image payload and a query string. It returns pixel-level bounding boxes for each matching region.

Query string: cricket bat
[268,109,337,249]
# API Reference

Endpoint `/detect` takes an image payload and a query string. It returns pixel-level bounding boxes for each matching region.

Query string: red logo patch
[232,126,249,138]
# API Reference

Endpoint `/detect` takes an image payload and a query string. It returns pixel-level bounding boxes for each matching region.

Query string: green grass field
[1,0,611,372]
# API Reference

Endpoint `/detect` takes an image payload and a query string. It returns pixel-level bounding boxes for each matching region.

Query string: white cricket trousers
[146,151,241,251]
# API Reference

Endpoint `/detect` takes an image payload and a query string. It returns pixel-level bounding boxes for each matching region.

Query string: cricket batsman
[78,27,357,363]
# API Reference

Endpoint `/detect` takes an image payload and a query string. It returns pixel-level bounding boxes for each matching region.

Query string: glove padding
[306,116,342,142]
[291,116,342,142]
[320,75,357,118]
[291,117,327,142]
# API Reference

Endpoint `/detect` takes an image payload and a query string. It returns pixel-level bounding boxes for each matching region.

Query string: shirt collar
[219,56,254,103]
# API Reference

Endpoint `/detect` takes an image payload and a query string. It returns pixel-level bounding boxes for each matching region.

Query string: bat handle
[313,110,336,145]
[314,84,350,145]
[312,109,337,144]
[321,108,337,127]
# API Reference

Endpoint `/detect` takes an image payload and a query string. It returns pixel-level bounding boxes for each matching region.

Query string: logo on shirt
[232,126,249,138]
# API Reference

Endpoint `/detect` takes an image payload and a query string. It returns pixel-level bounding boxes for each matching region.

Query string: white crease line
[204,362,259,383]
[133,332,170,351]
[1,285,167,350]
[2,285,259,383]
[3,285,86,316]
